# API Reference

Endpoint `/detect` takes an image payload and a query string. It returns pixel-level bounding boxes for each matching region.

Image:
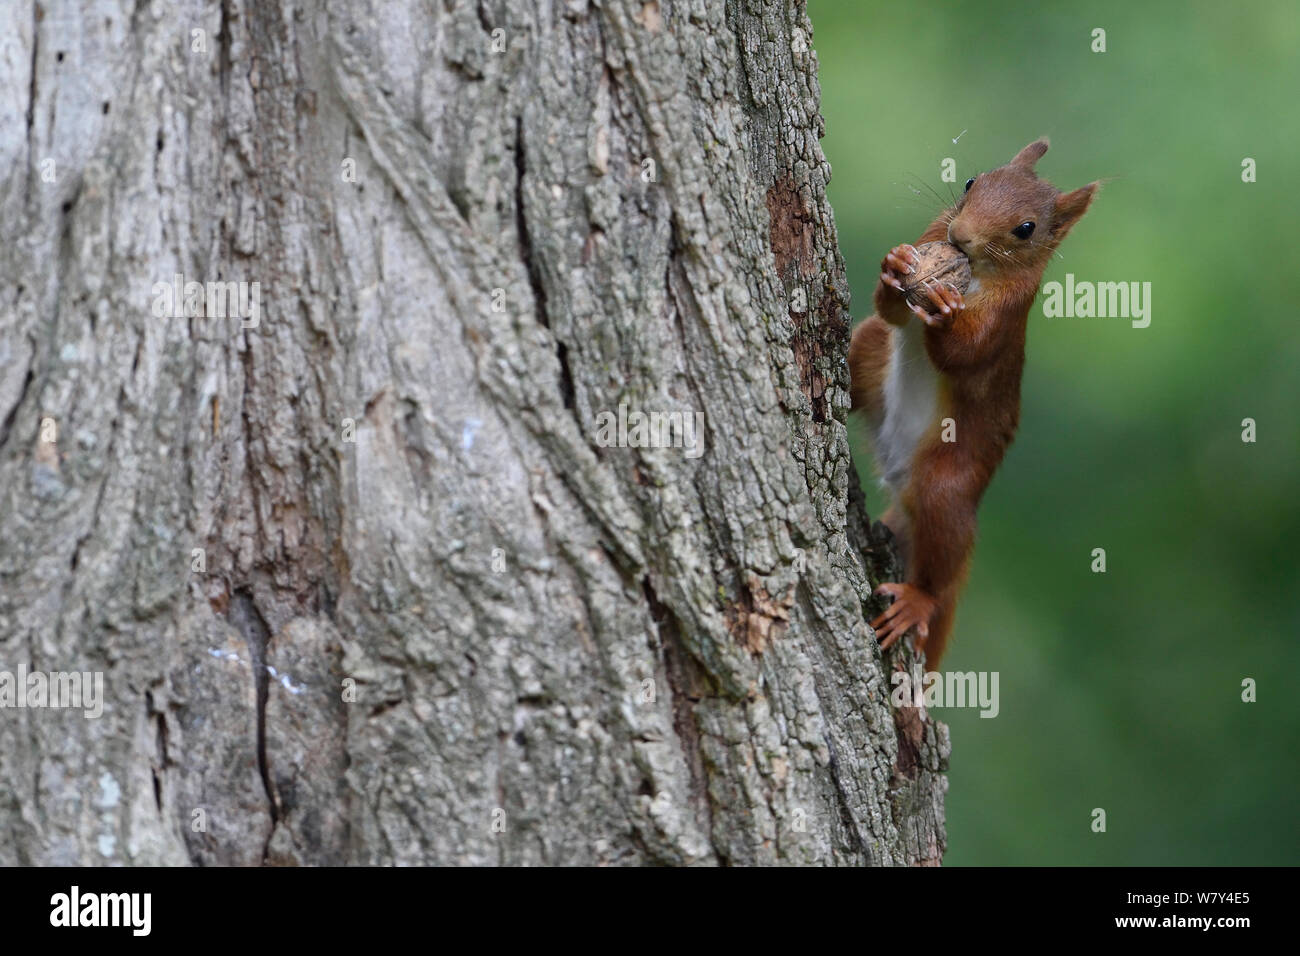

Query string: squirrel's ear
[1011,138,1050,169]
[1051,182,1099,239]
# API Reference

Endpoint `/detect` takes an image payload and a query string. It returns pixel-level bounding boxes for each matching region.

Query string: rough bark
[0,0,946,865]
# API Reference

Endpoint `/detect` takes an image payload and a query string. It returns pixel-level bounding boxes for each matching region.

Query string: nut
[902,241,971,313]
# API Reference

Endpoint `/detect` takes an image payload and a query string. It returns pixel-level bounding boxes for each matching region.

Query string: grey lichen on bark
[0,0,946,865]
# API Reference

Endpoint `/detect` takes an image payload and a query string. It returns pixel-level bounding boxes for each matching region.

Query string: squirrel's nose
[948,222,972,251]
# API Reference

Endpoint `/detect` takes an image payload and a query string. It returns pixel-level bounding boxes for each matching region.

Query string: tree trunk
[0,0,947,865]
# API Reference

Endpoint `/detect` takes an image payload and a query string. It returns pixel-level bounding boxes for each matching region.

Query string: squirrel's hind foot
[871,581,937,652]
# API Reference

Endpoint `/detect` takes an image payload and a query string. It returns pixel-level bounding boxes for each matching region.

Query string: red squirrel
[849,138,1097,666]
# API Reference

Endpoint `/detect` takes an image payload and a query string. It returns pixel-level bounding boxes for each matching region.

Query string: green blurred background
[809,0,1300,864]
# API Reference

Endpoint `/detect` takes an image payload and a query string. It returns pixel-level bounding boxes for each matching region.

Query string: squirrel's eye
[964,178,975,192]
[1012,221,1035,240]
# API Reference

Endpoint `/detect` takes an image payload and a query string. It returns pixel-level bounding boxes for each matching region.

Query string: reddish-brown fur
[851,139,1097,666]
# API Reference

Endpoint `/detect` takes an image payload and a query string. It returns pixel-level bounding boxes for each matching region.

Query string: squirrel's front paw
[909,280,965,330]
[879,244,919,294]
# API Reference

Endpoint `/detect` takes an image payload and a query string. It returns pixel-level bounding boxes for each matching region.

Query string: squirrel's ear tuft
[1011,138,1050,169]
[1051,182,1099,239]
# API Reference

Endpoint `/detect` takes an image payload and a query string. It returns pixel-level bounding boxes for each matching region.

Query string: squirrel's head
[947,138,1098,274]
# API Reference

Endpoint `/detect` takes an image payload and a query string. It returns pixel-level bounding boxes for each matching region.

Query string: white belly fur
[874,318,940,497]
